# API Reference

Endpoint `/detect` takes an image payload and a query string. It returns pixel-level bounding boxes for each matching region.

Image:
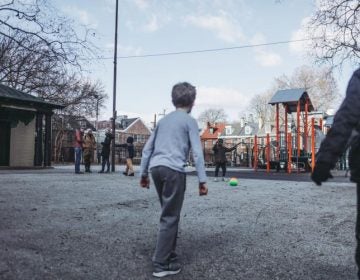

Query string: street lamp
[111,0,119,172]
[93,94,100,163]
[93,94,99,129]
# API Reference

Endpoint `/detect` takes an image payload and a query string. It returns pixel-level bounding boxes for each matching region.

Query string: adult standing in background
[74,127,84,174]
[212,139,239,181]
[83,129,96,173]
[99,128,113,173]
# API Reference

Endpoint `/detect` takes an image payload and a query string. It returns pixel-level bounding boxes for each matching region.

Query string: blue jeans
[74,147,82,173]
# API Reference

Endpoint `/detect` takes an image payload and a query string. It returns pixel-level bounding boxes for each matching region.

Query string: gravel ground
[0,166,358,280]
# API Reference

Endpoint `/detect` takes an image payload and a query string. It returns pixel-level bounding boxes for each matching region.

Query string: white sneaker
[213,178,218,182]
[222,177,228,182]
[153,262,181,278]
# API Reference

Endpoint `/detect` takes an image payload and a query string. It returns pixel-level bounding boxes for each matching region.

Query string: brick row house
[97,115,152,164]
[200,118,277,168]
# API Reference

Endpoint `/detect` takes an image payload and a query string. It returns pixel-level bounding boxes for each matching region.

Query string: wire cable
[93,37,318,60]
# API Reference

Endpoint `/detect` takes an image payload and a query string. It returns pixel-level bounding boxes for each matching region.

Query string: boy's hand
[199,183,208,196]
[140,176,150,189]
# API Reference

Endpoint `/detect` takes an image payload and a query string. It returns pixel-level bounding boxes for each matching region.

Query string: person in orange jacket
[74,127,84,174]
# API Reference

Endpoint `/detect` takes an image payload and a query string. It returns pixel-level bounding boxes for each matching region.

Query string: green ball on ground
[229,177,238,186]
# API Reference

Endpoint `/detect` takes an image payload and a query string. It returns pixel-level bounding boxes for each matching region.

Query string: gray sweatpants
[151,166,186,264]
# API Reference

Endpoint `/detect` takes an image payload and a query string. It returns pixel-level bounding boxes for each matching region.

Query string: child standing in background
[117,136,135,176]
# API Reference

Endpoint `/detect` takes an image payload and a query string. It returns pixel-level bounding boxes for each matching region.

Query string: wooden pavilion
[0,84,64,167]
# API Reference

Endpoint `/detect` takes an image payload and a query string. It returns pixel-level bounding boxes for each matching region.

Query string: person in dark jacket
[212,138,239,181]
[117,136,135,176]
[311,68,360,279]
[99,128,114,173]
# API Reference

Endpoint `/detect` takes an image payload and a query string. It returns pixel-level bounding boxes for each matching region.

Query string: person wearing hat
[212,138,239,181]
[116,136,135,176]
[99,128,114,173]
[83,129,96,173]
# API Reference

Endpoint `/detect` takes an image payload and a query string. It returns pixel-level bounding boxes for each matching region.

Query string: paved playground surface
[0,165,358,279]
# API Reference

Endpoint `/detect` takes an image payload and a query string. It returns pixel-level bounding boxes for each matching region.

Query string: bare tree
[249,90,275,128]
[38,73,106,117]
[250,65,340,125]
[307,0,360,67]
[0,33,106,117]
[197,108,228,126]
[275,65,340,112]
[0,0,97,67]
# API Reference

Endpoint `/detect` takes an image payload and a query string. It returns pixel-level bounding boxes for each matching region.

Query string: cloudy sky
[53,0,352,126]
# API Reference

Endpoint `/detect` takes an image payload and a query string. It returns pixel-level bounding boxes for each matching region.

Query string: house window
[225,126,232,135]
[209,128,214,134]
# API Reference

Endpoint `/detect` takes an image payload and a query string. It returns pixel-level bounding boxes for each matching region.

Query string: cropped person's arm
[188,119,207,183]
[316,70,360,166]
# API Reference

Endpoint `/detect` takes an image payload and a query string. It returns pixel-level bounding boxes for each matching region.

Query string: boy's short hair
[171,82,196,107]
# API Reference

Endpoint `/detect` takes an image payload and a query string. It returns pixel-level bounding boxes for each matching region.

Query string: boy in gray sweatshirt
[140,82,208,278]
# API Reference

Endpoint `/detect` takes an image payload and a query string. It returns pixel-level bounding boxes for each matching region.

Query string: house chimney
[248,114,254,122]
[258,118,263,129]
[265,122,271,134]
[240,117,245,128]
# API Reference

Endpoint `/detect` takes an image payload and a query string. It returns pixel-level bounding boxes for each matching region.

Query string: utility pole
[111,0,119,172]
[158,109,166,118]
[151,114,157,129]
[94,94,100,163]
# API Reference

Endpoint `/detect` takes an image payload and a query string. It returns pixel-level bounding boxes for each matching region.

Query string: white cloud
[62,6,97,28]
[289,17,315,55]
[104,43,143,56]
[249,33,282,67]
[143,15,159,32]
[184,13,245,43]
[249,33,266,45]
[254,49,282,67]
[134,0,149,10]
[193,86,252,121]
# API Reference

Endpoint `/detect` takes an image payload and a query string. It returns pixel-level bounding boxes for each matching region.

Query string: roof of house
[117,117,138,130]
[97,117,152,134]
[0,84,64,110]
[218,121,276,138]
[268,88,314,113]
[52,114,96,131]
[201,122,226,140]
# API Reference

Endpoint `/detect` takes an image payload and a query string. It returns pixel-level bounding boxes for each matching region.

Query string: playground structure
[262,88,319,173]
[223,89,325,173]
[199,89,331,173]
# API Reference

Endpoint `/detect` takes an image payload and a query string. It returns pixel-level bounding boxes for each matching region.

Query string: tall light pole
[111,0,119,172]
[94,94,100,163]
